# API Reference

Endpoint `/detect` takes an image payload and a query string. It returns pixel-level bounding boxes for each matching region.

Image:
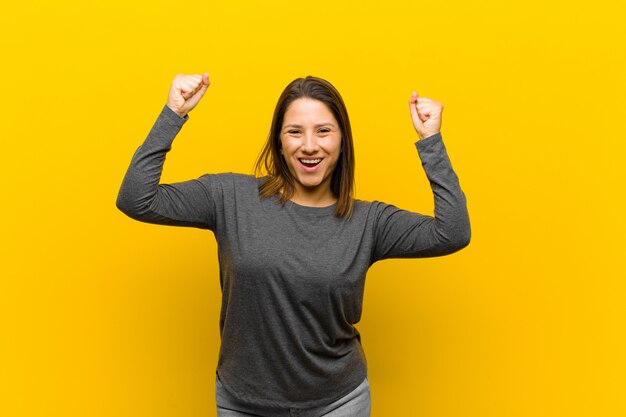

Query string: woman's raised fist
[408,92,443,140]
[166,72,210,118]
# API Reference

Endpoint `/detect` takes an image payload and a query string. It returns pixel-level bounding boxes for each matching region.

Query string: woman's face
[280,98,342,202]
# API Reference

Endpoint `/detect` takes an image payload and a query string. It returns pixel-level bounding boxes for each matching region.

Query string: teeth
[301,159,321,164]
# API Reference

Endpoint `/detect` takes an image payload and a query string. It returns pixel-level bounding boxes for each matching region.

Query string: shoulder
[353,198,395,212]
[351,198,399,222]
[194,173,260,195]
[196,172,257,185]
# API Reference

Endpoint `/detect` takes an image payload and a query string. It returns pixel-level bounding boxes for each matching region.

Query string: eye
[288,129,301,135]
[318,128,331,134]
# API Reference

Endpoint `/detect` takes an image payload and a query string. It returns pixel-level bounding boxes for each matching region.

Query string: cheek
[280,136,298,154]
[330,136,342,158]
[279,137,286,153]
[328,143,342,169]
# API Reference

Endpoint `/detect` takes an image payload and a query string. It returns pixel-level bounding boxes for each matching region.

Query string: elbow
[450,222,471,252]
[449,210,471,252]
[116,182,160,222]
[454,228,471,251]
[437,223,471,255]
[116,190,143,218]
[116,192,132,216]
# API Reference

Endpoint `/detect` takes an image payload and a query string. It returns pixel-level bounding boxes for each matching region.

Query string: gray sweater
[116,105,470,408]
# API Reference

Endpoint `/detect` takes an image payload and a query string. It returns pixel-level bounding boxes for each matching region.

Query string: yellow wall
[1,1,624,416]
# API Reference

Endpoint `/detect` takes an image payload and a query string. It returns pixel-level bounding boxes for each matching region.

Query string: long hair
[255,76,355,218]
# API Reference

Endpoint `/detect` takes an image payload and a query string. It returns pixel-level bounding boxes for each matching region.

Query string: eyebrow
[282,123,337,129]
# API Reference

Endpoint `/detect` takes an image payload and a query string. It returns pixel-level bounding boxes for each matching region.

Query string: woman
[116,72,470,416]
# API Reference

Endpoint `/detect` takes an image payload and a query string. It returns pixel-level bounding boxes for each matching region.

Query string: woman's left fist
[408,92,443,140]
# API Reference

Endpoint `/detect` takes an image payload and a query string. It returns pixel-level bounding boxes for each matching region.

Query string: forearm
[116,105,188,218]
[415,133,471,253]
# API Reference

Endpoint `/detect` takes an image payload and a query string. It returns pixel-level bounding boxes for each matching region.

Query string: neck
[290,185,337,207]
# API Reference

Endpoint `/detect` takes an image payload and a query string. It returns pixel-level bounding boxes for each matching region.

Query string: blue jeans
[216,376,371,417]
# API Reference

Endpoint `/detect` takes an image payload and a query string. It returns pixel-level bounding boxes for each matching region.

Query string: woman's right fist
[166,72,210,118]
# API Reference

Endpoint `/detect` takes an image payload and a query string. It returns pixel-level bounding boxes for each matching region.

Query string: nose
[301,132,320,154]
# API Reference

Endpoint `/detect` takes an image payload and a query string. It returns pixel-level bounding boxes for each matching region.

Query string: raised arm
[371,92,470,262]
[116,73,217,229]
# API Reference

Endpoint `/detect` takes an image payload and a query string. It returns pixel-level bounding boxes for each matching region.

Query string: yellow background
[1,1,625,416]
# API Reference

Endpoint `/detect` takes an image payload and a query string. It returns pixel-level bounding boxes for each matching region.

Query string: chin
[300,180,323,189]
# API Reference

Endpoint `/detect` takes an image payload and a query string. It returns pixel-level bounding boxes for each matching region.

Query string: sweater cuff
[414,132,443,152]
[161,104,189,126]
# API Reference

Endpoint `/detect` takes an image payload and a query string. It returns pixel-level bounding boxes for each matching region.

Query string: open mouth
[299,158,322,168]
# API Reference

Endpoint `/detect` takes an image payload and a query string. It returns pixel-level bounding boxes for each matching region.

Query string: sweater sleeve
[371,133,471,262]
[116,105,216,230]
